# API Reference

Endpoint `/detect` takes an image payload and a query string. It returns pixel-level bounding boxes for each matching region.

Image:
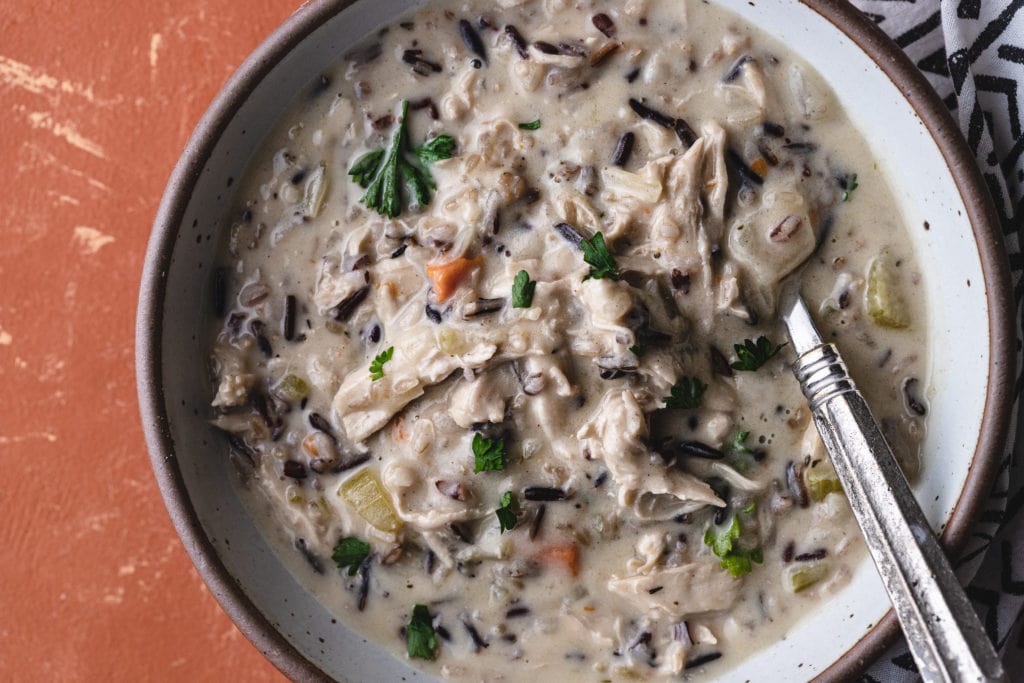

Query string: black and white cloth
[847,1,1024,679]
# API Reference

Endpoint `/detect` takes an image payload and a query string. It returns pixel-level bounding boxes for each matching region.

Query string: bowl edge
[135,1,357,681]
[134,1,1018,681]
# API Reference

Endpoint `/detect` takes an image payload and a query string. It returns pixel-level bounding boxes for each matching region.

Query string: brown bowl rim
[136,1,1016,681]
[802,1,1016,679]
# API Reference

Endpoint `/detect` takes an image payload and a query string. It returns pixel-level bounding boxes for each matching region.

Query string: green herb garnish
[495,491,519,533]
[704,516,763,577]
[581,232,619,281]
[730,336,786,372]
[730,430,752,455]
[331,536,370,576]
[629,344,644,357]
[472,432,505,472]
[741,501,757,515]
[664,377,707,409]
[369,346,394,380]
[348,100,455,218]
[415,134,457,164]
[512,269,536,308]
[727,429,756,473]
[518,119,541,130]
[842,173,859,202]
[406,604,438,660]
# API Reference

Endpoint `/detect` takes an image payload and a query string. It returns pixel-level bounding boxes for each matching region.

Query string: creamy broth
[208,0,929,679]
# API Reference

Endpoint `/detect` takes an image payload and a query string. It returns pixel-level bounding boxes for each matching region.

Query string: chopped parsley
[741,501,757,515]
[727,429,756,472]
[512,269,537,308]
[730,336,786,372]
[406,604,438,660]
[730,430,752,455]
[495,491,519,533]
[415,134,457,164]
[664,377,708,409]
[348,100,455,218]
[704,516,763,577]
[581,232,620,281]
[518,119,541,130]
[472,432,506,472]
[331,536,370,576]
[842,172,859,202]
[369,346,394,380]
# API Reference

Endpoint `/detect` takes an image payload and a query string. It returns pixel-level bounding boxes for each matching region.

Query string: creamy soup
[207,0,929,679]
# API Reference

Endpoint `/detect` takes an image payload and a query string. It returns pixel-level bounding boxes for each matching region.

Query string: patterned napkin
[846,1,1024,679]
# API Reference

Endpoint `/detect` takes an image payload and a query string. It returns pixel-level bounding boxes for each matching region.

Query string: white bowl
[136,1,1015,680]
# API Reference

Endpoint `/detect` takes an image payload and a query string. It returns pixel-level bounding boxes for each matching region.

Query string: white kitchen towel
[848,1,1024,679]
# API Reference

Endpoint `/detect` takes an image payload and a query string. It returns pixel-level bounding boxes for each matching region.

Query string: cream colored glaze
[208,0,928,679]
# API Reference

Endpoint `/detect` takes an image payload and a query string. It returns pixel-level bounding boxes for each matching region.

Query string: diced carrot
[302,434,322,456]
[426,256,483,303]
[535,542,580,576]
[750,157,768,177]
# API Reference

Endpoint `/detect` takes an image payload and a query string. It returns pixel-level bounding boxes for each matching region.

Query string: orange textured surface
[0,1,300,680]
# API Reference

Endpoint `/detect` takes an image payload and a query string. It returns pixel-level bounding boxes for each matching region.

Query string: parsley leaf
[704,516,763,577]
[331,536,370,576]
[842,172,859,202]
[406,604,438,660]
[730,336,786,372]
[581,232,620,281]
[730,430,752,455]
[349,100,455,218]
[416,135,456,164]
[495,491,519,533]
[348,149,385,187]
[721,547,764,576]
[512,269,537,308]
[741,501,757,515]
[369,346,394,381]
[664,377,707,409]
[727,429,756,473]
[518,119,541,130]
[472,432,505,472]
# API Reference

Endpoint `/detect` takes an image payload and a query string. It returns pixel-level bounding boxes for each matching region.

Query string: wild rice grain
[611,131,635,167]
[685,652,723,669]
[459,19,488,63]
[283,294,296,341]
[249,319,273,357]
[554,222,585,248]
[504,25,529,58]
[592,13,616,37]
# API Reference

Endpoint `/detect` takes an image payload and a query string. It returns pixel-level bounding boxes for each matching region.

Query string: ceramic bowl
[136,0,1015,680]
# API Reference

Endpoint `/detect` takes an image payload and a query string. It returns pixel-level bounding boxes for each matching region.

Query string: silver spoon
[781,291,1006,683]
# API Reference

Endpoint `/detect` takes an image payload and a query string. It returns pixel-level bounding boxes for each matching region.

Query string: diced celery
[274,374,309,402]
[339,469,402,533]
[785,562,830,593]
[865,256,909,329]
[286,484,305,505]
[436,328,464,355]
[805,461,843,502]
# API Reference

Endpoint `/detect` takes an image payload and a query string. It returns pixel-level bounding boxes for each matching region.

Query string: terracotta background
[0,1,299,679]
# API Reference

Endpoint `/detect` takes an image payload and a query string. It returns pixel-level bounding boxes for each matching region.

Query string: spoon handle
[783,296,1005,683]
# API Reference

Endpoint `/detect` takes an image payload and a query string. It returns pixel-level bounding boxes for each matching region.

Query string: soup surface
[208,0,929,679]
